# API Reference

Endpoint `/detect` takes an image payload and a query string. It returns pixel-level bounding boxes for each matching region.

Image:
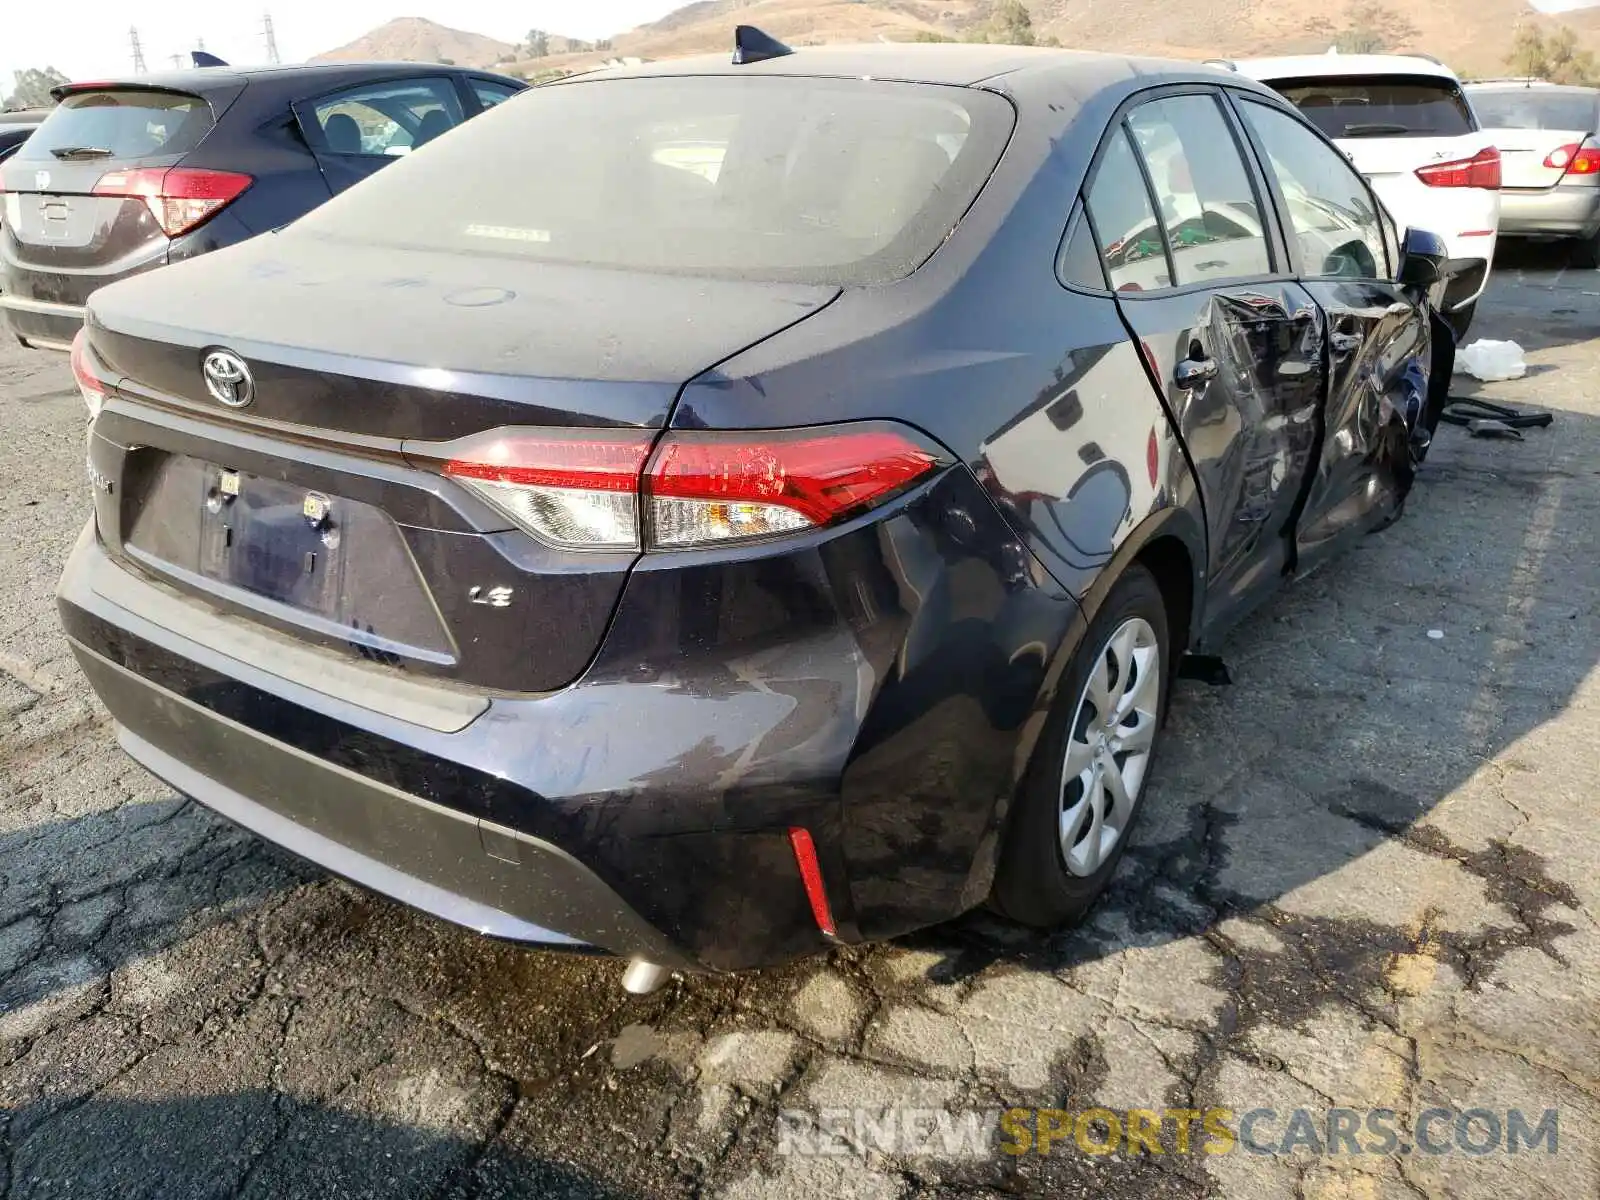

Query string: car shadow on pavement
[0,1092,637,1200]
[896,407,1597,996]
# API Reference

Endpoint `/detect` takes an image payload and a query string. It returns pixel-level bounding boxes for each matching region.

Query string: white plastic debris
[1427,629,1445,640]
[1456,339,1528,382]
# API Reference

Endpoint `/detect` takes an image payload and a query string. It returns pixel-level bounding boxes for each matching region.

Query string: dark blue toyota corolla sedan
[59,36,1453,992]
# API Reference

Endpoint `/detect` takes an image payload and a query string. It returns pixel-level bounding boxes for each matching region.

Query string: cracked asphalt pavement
[2,252,1597,1199]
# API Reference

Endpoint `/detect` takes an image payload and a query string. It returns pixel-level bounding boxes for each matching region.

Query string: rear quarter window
[15,90,213,161]
[1268,75,1476,139]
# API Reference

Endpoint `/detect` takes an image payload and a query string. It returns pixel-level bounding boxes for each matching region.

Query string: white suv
[1229,53,1501,337]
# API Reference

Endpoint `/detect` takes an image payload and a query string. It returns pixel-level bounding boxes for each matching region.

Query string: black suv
[0,63,524,350]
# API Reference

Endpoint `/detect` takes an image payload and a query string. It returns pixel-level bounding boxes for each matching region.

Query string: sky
[4,0,1598,99]
[2,1,682,96]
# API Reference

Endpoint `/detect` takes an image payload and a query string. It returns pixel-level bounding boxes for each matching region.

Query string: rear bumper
[59,528,790,979]
[0,293,83,350]
[60,526,696,969]
[1498,186,1600,238]
[82,655,680,962]
[1442,257,1490,313]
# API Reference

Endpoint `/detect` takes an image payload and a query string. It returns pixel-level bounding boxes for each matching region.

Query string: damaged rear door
[1229,93,1436,574]
[1088,89,1326,639]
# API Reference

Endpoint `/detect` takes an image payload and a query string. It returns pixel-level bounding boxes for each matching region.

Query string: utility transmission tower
[262,13,281,64]
[130,26,148,73]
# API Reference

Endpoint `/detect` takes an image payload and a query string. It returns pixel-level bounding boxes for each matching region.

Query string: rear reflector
[788,827,837,937]
[1545,142,1600,176]
[1415,147,1501,190]
[92,166,253,237]
[434,422,945,551]
[70,328,107,417]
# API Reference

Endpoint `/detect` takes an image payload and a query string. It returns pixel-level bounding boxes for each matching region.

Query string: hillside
[1566,4,1600,36]
[311,16,519,68]
[315,2,1600,81]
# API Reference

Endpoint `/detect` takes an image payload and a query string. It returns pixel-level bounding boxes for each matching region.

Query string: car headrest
[323,112,363,154]
[415,109,453,148]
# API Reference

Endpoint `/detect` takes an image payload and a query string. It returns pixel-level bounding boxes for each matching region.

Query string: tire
[1445,300,1476,344]
[991,564,1171,928]
[1572,229,1600,271]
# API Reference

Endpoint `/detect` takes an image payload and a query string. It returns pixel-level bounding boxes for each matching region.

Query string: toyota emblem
[202,349,254,408]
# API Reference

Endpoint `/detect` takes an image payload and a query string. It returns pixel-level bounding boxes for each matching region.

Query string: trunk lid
[1480,126,1592,190]
[1337,133,1488,180]
[1337,132,1498,224]
[1467,86,1599,189]
[84,233,839,694]
[89,231,839,438]
[2,158,172,284]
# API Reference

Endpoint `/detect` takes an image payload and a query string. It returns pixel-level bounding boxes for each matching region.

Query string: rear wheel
[1571,229,1600,271]
[991,565,1170,928]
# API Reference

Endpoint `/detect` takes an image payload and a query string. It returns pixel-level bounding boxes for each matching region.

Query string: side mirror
[1397,227,1448,291]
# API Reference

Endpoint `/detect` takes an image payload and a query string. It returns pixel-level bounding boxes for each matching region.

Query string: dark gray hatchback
[59,41,1452,990]
[0,63,522,350]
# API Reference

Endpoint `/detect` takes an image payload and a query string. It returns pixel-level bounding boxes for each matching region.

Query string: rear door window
[306,77,464,157]
[1468,89,1600,132]
[1237,98,1389,279]
[14,90,213,162]
[1125,94,1275,286]
[1270,75,1476,139]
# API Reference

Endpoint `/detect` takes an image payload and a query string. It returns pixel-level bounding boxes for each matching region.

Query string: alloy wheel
[1058,616,1163,877]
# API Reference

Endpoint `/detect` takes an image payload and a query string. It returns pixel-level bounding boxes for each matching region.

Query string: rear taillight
[444,431,655,551]
[70,328,107,417]
[1544,142,1600,176]
[1415,147,1502,189]
[92,166,253,236]
[646,427,942,547]
[436,423,945,551]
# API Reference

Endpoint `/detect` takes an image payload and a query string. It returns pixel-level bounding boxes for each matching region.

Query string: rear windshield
[1269,75,1476,139]
[1468,89,1600,132]
[292,75,1016,285]
[15,90,213,162]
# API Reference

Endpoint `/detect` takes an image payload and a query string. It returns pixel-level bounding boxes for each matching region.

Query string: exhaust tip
[621,958,671,996]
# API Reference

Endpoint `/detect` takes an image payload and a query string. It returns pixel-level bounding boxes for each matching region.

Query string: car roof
[0,108,50,125]
[1231,53,1460,83]
[566,43,1237,90]
[1464,79,1600,95]
[53,62,520,100]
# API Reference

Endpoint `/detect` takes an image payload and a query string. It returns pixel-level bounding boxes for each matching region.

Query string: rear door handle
[1331,331,1364,355]
[1174,357,1219,389]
